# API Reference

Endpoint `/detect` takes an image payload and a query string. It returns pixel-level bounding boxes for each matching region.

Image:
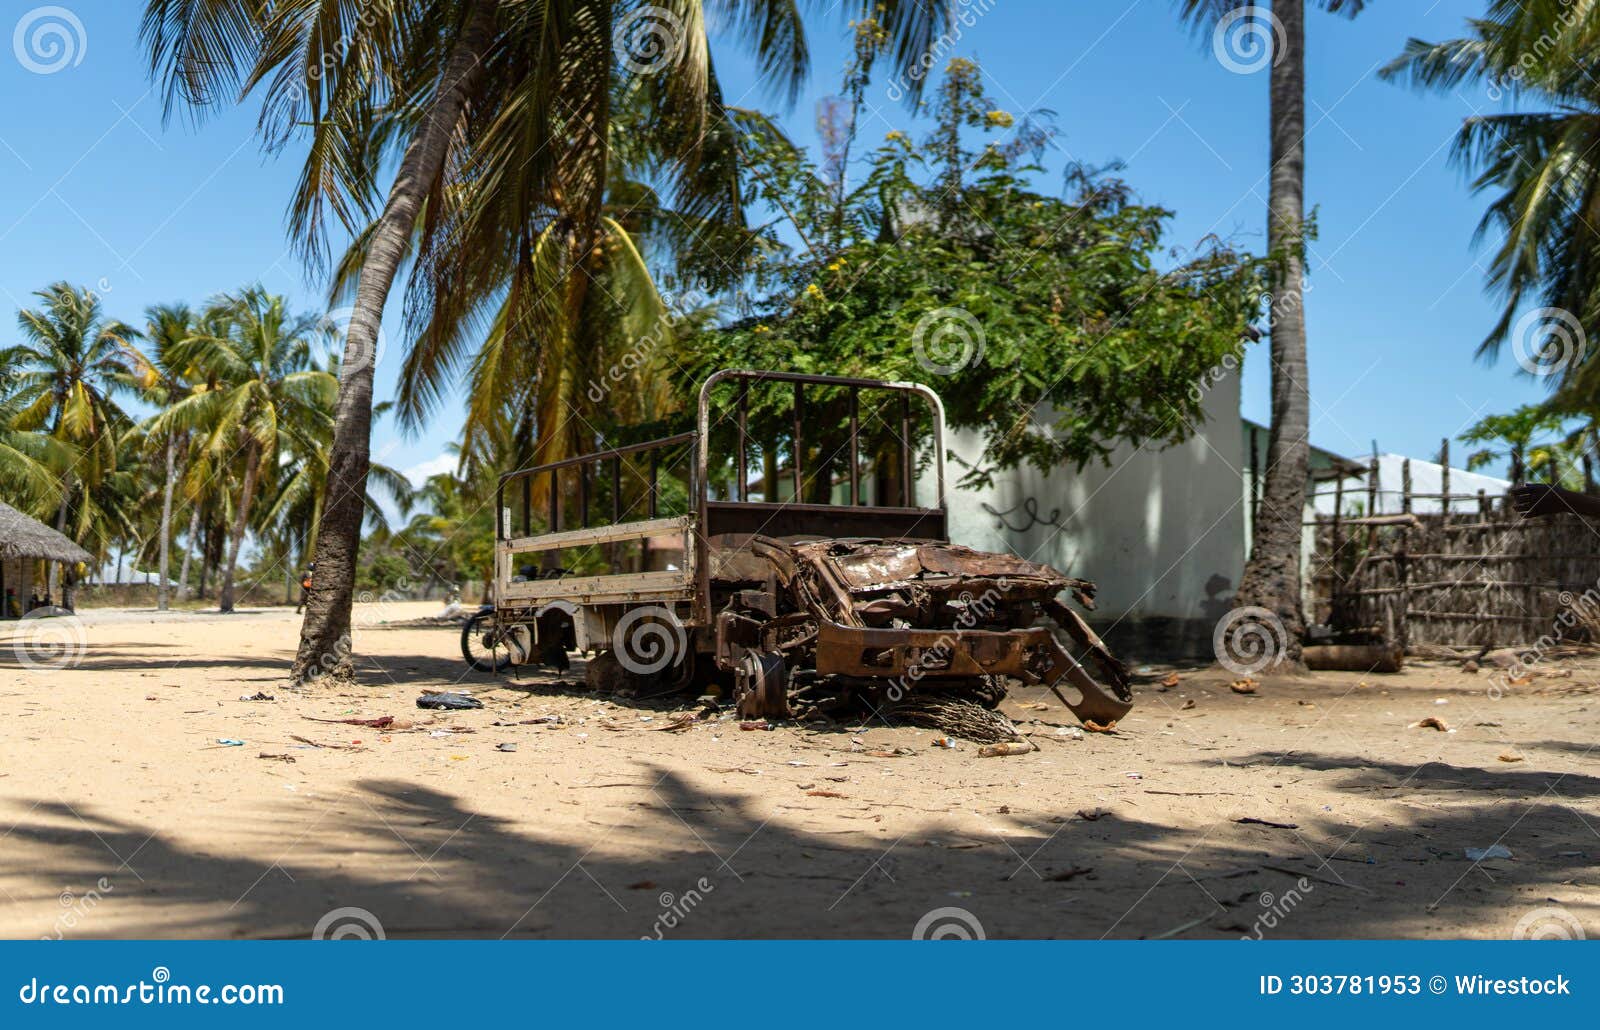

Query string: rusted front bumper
[815,619,1133,725]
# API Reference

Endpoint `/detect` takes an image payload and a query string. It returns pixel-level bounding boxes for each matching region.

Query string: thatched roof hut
[0,500,91,564]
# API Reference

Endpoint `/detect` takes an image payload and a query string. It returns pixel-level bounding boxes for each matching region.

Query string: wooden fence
[1306,449,1600,651]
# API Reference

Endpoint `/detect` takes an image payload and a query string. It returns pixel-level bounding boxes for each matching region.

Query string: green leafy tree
[670,56,1263,492]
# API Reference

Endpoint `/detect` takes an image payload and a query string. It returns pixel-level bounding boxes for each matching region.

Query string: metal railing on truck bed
[494,432,699,609]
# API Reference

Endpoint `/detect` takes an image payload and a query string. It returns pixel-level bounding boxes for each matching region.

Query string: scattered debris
[307,715,396,728]
[215,738,244,747]
[739,719,772,731]
[977,741,1036,757]
[257,752,295,763]
[1048,866,1093,882]
[289,734,364,751]
[492,714,564,726]
[1497,752,1524,763]
[495,742,518,753]
[1229,679,1258,695]
[1461,660,1479,674]
[931,736,954,749]
[1082,719,1118,734]
[239,691,275,702]
[1408,716,1450,732]
[1236,817,1299,830]
[417,692,483,711]
[1304,643,1403,673]
[1466,845,1512,862]
[891,694,1022,744]
[1261,864,1373,893]
[1151,913,1214,939]
[806,789,849,798]
[1160,672,1181,689]
[1180,699,1196,710]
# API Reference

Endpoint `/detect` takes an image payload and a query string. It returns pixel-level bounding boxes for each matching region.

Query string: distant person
[295,562,315,613]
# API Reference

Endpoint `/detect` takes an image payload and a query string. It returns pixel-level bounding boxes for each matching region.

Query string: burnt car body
[464,370,1131,725]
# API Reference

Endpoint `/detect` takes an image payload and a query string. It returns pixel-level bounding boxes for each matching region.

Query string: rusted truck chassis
[467,371,1132,726]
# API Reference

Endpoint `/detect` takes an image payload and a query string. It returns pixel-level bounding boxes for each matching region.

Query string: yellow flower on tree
[985,110,1014,128]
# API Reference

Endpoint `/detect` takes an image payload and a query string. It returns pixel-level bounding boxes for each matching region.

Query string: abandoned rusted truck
[461,370,1132,726]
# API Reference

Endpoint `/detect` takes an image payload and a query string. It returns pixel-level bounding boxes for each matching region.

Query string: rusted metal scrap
[713,536,1133,725]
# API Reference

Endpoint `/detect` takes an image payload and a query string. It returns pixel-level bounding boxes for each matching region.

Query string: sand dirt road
[1,602,1596,939]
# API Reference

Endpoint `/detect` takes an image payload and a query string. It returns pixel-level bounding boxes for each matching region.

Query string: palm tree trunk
[176,501,200,602]
[49,483,70,600]
[293,0,497,682]
[219,445,261,613]
[156,433,177,610]
[1234,0,1310,669]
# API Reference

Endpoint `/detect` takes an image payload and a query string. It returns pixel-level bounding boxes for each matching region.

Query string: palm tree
[1,282,137,599]
[154,288,337,612]
[143,0,953,680]
[1175,1,1366,668]
[1381,2,1600,400]
[0,393,72,514]
[127,302,201,609]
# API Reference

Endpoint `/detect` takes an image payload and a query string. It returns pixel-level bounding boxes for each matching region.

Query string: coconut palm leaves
[152,287,337,611]
[142,0,954,679]
[1381,1,1600,397]
[2,282,136,489]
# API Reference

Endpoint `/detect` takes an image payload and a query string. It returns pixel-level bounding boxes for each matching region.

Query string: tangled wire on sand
[888,693,1021,743]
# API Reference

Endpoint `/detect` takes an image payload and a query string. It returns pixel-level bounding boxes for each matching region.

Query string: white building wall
[934,370,1246,655]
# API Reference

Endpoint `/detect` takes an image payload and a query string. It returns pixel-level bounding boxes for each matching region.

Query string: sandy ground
[1,601,1597,940]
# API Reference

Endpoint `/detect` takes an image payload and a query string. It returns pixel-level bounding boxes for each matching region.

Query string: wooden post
[1439,439,1451,646]
[1439,438,1451,521]
[1398,458,1412,653]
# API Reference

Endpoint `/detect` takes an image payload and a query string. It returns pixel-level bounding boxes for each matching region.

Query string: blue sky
[0,0,1545,485]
